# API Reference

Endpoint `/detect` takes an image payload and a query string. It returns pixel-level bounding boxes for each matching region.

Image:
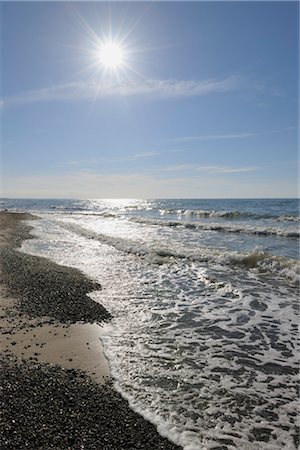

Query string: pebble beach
[0,211,181,450]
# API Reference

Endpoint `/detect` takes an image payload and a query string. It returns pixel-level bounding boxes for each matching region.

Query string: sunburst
[98,41,125,70]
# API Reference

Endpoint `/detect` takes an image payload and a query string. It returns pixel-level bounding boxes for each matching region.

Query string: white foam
[54,220,300,285]
[21,216,299,450]
[130,216,300,239]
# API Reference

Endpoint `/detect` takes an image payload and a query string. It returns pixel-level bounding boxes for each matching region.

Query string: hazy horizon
[1,196,299,201]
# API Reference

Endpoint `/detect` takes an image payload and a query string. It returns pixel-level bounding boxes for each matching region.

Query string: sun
[98,41,125,69]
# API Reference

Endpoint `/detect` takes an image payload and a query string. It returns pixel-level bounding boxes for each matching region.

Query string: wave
[159,208,299,221]
[46,205,299,223]
[159,208,258,219]
[47,208,118,218]
[183,209,256,219]
[129,216,300,239]
[276,215,300,222]
[226,250,300,284]
[50,205,87,212]
[57,221,187,262]
[57,221,299,284]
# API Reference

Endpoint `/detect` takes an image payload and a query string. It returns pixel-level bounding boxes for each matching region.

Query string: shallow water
[3,198,299,449]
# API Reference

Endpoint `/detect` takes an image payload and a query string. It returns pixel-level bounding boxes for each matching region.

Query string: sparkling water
[2,198,299,449]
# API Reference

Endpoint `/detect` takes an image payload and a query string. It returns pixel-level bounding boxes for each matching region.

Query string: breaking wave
[57,221,299,284]
[158,208,299,222]
[129,216,299,239]
[276,215,300,222]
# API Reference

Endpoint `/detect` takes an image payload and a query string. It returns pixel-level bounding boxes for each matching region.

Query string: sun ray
[56,3,176,104]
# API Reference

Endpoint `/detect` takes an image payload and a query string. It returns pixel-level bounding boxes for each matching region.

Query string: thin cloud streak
[159,164,259,174]
[215,166,258,174]
[165,126,297,143]
[1,76,241,107]
[134,151,160,158]
[56,150,160,168]
[57,159,259,175]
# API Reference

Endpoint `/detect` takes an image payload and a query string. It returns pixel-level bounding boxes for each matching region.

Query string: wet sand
[0,212,110,382]
[0,211,181,449]
[1,291,111,383]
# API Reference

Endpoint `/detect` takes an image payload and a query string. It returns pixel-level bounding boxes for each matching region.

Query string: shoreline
[0,211,111,383]
[0,212,181,449]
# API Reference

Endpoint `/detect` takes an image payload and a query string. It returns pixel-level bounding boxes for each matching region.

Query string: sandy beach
[0,212,181,449]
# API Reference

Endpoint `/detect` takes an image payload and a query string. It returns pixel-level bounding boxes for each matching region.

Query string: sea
[1,198,299,450]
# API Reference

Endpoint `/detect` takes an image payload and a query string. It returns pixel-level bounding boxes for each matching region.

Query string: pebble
[0,356,181,450]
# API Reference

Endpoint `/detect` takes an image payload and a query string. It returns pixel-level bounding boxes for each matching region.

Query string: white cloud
[165,126,297,143]
[215,166,258,174]
[158,164,259,174]
[1,76,241,107]
[159,164,198,172]
[57,151,160,168]
[167,133,257,143]
[56,159,259,176]
[134,151,160,158]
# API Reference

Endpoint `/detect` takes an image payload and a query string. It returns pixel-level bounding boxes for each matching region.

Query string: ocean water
[2,198,299,449]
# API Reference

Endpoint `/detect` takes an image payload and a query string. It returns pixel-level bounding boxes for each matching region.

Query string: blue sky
[1,1,299,198]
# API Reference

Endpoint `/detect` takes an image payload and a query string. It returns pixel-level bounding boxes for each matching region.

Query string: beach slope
[0,212,181,450]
